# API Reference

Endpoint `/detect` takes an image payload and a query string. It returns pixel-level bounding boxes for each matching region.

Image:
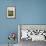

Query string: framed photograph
[7,7,16,18]
[18,24,46,42]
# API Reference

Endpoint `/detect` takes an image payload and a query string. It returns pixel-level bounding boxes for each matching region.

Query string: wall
[16,0,46,24]
[0,0,46,44]
[0,0,18,44]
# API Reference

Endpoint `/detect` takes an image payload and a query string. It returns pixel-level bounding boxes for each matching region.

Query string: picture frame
[18,24,46,42]
[7,7,16,18]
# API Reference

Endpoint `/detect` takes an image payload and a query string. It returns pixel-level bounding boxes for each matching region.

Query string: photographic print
[7,7,16,19]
